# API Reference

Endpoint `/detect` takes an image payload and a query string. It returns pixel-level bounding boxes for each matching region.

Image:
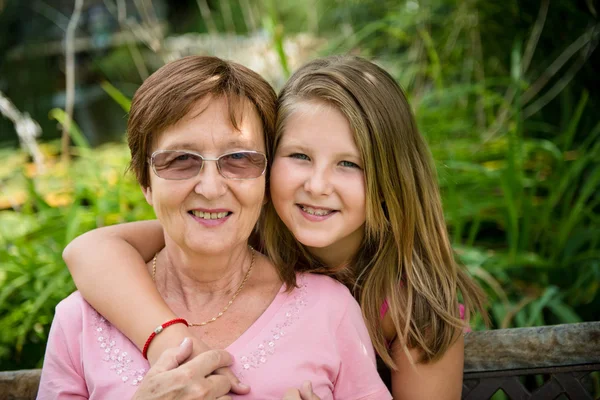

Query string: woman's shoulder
[53,291,88,320]
[52,292,123,338]
[298,272,352,293]
[297,272,357,311]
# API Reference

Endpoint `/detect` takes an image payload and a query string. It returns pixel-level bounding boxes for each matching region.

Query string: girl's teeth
[192,211,229,219]
[301,206,332,216]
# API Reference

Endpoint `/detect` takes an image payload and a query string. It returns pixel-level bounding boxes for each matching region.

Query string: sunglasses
[149,150,267,180]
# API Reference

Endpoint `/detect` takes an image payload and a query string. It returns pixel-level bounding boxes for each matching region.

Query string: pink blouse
[38,273,392,399]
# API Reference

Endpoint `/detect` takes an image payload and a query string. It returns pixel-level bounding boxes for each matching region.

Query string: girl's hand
[146,325,249,395]
[133,338,249,400]
[282,381,321,400]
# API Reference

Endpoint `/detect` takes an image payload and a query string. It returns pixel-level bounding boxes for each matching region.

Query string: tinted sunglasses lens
[218,152,266,179]
[152,151,203,180]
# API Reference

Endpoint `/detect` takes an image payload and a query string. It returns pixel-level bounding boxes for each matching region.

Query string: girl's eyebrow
[279,142,361,160]
[277,142,310,152]
[336,152,362,160]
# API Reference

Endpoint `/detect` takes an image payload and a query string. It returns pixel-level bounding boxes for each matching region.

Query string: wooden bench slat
[464,321,600,372]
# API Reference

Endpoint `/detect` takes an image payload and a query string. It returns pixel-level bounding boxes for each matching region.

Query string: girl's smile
[297,203,338,221]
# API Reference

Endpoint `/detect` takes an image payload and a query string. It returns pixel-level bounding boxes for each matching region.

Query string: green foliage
[0,142,154,370]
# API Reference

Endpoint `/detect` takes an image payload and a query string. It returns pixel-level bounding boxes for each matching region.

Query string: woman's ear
[142,185,153,206]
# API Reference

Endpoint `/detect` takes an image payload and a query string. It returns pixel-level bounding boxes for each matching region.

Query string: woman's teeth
[301,206,333,216]
[191,211,229,219]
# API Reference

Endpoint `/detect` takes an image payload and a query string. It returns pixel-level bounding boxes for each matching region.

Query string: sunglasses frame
[148,149,268,180]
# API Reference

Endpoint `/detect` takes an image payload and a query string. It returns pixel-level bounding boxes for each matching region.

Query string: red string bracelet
[142,318,189,360]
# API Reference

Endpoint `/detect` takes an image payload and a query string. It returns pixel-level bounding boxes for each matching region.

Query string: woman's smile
[188,208,233,227]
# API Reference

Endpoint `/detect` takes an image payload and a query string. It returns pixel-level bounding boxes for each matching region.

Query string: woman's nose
[194,161,227,199]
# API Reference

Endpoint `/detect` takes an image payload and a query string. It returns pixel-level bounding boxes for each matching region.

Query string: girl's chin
[293,232,335,250]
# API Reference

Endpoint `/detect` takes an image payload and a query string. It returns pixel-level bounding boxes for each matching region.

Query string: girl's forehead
[288,99,337,117]
[279,106,361,156]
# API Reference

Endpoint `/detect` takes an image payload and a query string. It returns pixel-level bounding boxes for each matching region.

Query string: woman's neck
[152,239,254,310]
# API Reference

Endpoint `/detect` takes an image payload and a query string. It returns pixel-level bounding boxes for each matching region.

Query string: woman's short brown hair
[127,55,277,188]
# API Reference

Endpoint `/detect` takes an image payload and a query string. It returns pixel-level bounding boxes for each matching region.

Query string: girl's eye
[290,153,310,161]
[339,160,361,169]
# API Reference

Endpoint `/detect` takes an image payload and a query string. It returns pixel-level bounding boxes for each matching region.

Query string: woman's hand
[133,338,250,400]
[282,381,321,400]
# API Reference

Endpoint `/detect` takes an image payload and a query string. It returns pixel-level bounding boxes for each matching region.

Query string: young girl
[63,55,485,398]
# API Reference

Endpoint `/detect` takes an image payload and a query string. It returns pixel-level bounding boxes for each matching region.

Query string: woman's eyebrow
[158,139,260,151]
[222,138,259,149]
[157,141,199,151]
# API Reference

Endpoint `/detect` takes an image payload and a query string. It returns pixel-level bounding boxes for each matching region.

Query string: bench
[2,321,599,399]
[463,321,600,399]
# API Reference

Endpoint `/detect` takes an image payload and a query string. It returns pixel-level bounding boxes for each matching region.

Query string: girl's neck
[306,226,364,269]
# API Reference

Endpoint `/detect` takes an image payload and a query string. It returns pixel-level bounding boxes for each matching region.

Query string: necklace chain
[152,247,255,327]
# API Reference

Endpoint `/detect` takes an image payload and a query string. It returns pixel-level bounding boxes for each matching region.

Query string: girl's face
[270,101,366,263]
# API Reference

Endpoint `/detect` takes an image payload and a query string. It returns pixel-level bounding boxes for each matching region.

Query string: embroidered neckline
[235,276,309,378]
[92,312,147,386]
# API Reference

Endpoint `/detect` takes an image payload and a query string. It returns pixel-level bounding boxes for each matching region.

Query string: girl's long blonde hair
[261,55,486,367]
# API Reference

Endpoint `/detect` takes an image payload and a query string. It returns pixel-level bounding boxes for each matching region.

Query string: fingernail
[239,382,250,389]
[179,337,189,347]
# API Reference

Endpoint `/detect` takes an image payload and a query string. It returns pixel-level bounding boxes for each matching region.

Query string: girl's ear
[382,201,389,220]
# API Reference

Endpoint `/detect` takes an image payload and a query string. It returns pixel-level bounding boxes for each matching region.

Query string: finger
[147,339,192,375]
[282,388,301,400]
[185,349,234,377]
[300,381,313,399]
[215,397,232,400]
[174,337,193,365]
[204,374,233,397]
[300,381,320,400]
[213,366,250,395]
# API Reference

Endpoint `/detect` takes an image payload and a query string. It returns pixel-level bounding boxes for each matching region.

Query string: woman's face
[270,101,366,258]
[143,96,266,255]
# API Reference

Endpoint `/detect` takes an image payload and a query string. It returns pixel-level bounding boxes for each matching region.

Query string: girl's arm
[383,312,464,400]
[63,221,251,394]
[390,336,464,399]
[62,220,197,362]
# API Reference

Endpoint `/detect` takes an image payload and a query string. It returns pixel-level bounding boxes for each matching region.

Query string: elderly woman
[37,56,390,399]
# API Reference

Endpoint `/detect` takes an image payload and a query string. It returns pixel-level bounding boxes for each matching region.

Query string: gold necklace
[152,247,255,327]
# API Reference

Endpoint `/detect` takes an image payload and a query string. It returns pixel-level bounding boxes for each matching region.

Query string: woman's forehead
[154,97,265,151]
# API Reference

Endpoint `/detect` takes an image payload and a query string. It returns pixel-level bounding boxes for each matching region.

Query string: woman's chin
[183,239,231,255]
